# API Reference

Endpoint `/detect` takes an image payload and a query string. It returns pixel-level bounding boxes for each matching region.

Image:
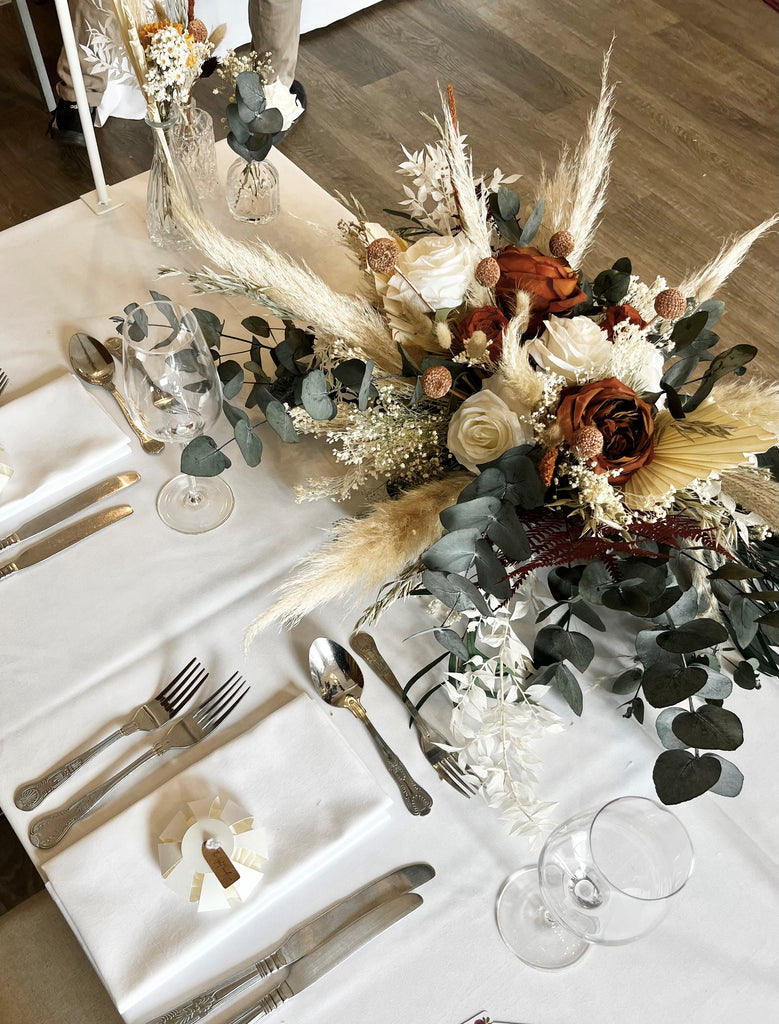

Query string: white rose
[636,342,665,392]
[447,389,531,473]
[263,78,304,131]
[526,315,612,382]
[385,233,474,313]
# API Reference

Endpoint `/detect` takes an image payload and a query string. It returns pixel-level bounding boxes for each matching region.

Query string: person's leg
[248,0,303,89]
[55,0,107,106]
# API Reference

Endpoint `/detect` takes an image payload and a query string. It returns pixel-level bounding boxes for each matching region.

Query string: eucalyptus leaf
[226,102,251,144]
[218,359,244,400]
[192,308,224,349]
[548,565,584,601]
[301,369,337,420]
[457,468,507,503]
[222,400,249,427]
[263,398,299,443]
[709,563,763,581]
[671,705,744,751]
[242,315,271,337]
[657,618,728,653]
[433,628,470,662]
[124,304,148,342]
[473,539,512,601]
[227,133,254,163]
[707,344,757,381]
[579,560,615,605]
[422,528,480,573]
[421,569,492,616]
[246,134,274,161]
[655,708,688,750]
[534,625,594,673]
[496,185,520,220]
[485,502,531,561]
[358,358,377,410]
[551,663,583,716]
[733,660,757,689]
[641,663,708,708]
[662,356,698,391]
[611,667,643,695]
[653,749,721,804]
[236,70,265,110]
[696,667,733,700]
[726,594,762,647]
[397,344,421,377]
[519,198,545,245]
[251,107,284,134]
[569,600,606,632]
[180,435,231,477]
[704,754,744,797]
[670,310,708,351]
[440,495,501,532]
[235,420,263,466]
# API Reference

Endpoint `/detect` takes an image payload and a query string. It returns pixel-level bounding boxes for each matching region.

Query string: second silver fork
[29,672,250,849]
[15,657,207,811]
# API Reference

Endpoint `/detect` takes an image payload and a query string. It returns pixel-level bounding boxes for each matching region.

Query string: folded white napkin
[44,694,392,1014]
[0,373,131,529]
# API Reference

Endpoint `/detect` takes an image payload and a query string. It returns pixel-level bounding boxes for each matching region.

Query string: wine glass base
[157,475,234,534]
[496,867,590,971]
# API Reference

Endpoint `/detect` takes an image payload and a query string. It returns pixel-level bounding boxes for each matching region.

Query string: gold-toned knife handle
[104,381,165,455]
[0,561,20,580]
[0,532,20,551]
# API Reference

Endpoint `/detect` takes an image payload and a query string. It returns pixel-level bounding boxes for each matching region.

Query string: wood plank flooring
[0,0,777,914]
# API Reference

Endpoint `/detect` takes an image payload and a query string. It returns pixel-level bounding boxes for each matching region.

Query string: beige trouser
[56,0,108,106]
[249,0,303,88]
[57,0,303,106]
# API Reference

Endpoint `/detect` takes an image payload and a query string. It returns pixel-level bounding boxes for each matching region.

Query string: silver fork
[351,632,478,799]
[0,368,8,400]
[15,657,207,811]
[29,672,250,849]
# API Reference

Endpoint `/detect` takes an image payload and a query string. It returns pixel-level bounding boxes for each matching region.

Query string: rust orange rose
[557,376,655,484]
[495,246,586,334]
[456,305,509,360]
[601,303,647,341]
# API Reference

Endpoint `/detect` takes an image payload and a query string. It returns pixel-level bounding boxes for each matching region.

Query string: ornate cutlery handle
[145,961,275,1024]
[105,381,165,455]
[223,986,286,1024]
[345,697,432,816]
[351,632,422,719]
[29,747,159,849]
[15,725,136,811]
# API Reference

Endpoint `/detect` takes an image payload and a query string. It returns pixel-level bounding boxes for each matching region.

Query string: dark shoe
[47,99,97,146]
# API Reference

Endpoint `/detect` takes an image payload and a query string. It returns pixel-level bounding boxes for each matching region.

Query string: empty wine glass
[496,796,694,970]
[122,300,234,534]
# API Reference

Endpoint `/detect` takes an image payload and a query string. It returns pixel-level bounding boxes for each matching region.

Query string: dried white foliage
[445,604,561,840]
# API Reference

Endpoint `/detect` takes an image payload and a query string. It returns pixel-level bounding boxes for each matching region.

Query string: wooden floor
[0,0,777,912]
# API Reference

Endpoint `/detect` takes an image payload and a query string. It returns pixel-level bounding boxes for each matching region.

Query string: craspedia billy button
[187,19,208,42]
[366,237,400,275]
[549,231,575,260]
[474,256,501,288]
[421,365,453,398]
[572,425,605,460]
[654,288,687,320]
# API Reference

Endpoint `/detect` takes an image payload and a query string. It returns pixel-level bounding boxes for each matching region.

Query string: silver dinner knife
[226,892,423,1024]
[0,505,133,579]
[0,471,140,550]
[145,864,434,1024]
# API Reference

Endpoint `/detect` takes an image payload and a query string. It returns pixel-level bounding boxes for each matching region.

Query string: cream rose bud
[385,233,474,313]
[447,389,531,474]
[526,315,613,382]
[263,78,305,130]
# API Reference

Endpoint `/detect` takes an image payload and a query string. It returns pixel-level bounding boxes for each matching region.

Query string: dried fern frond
[679,215,779,303]
[244,473,470,643]
[536,44,617,267]
[171,202,401,373]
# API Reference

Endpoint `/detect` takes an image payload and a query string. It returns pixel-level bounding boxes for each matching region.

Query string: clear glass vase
[145,114,200,250]
[225,157,280,224]
[172,98,219,198]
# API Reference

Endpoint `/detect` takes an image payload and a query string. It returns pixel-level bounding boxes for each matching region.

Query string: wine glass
[496,796,694,970]
[122,300,234,534]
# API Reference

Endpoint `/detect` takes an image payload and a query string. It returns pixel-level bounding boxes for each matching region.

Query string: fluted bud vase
[225,157,280,224]
[172,98,219,198]
[145,113,200,250]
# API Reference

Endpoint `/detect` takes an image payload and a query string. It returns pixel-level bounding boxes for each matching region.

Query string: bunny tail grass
[244,472,471,645]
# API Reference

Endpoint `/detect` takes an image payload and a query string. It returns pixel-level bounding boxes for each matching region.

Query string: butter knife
[0,471,140,550]
[225,892,423,1024]
[145,864,434,1024]
[0,505,133,579]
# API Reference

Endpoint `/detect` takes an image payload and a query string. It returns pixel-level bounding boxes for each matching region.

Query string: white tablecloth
[0,144,777,1024]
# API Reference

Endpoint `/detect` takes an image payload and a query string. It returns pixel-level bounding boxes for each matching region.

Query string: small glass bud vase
[225,157,280,224]
[172,98,219,198]
[145,113,200,250]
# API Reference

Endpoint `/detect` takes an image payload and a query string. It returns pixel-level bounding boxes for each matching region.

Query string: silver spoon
[309,638,433,816]
[68,333,164,454]
[102,336,175,410]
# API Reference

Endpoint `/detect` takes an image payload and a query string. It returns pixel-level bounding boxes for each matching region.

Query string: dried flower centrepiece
[162,56,779,835]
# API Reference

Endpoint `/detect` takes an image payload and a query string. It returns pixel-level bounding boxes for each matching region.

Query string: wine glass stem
[184,474,204,506]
